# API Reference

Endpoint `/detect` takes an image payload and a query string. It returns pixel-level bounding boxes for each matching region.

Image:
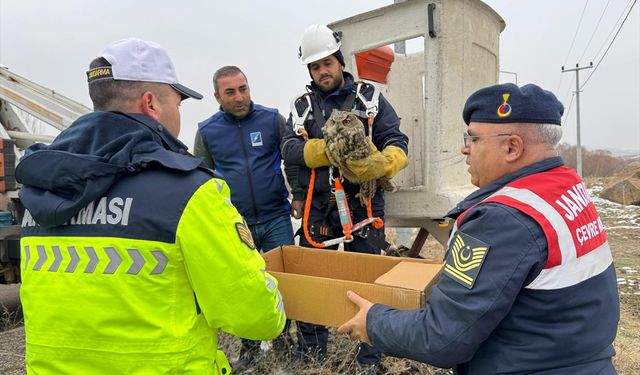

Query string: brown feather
[322,111,394,206]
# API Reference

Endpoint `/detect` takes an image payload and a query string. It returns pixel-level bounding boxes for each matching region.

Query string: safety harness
[291,82,384,248]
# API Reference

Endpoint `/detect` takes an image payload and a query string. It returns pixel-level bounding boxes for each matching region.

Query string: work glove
[303,138,332,168]
[346,144,408,181]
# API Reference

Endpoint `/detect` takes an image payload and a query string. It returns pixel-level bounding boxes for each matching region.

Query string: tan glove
[346,145,408,181]
[303,139,332,168]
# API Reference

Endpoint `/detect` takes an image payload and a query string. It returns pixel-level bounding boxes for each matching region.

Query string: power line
[561,92,576,125]
[557,0,590,96]
[578,0,612,63]
[559,74,576,118]
[591,0,635,62]
[581,0,637,89]
[562,0,591,67]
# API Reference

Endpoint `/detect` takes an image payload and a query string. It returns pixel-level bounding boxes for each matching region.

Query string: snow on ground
[590,184,640,296]
[589,184,640,229]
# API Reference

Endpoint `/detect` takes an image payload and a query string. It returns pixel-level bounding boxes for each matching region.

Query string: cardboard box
[263,246,443,327]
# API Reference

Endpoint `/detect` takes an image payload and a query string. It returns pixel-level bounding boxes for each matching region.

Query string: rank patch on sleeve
[235,221,256,250]
[444,231,490,289]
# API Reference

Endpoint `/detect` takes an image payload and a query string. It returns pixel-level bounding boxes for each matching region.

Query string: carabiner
[356,81,380,120]
[290,93,312,138]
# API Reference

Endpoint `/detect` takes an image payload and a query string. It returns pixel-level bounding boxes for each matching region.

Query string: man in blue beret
[338,83,620,374]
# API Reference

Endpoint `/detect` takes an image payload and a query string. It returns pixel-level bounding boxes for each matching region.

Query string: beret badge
[497,93,512,118]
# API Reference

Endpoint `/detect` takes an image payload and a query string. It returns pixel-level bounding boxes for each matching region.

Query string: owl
[322,110,395,206]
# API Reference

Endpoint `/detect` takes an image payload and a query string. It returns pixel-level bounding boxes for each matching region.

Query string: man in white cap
[16,38,285,375]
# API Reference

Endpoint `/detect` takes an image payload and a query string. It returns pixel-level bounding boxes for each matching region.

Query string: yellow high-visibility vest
[21,177,285,374]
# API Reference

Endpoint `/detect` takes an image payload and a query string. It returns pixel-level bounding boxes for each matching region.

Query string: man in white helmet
[281,24,409,373]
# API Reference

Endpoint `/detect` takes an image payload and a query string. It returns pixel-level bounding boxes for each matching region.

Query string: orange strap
[302,168,326,248]
[366,114,384,230]
[302,112,383,246]
[366,197,384,229]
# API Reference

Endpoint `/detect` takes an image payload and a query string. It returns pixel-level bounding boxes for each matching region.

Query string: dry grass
[0,304,22,332]
[0,327,25,374]
[218,325,452,375]
[613,267,640,375]
[614,304,640,375]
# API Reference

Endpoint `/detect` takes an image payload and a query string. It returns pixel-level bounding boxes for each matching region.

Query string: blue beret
[463,83,564,126]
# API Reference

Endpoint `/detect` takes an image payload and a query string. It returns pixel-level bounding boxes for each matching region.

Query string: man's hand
[337,291,374,345]
[291,200,304,220]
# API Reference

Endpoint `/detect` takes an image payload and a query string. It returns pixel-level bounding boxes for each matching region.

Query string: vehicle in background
[0,66,90,283]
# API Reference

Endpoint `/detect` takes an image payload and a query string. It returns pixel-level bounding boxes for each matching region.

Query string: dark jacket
[197,103,291,225]
[367,157,619,374]
[18,111,204,230]
[16,111,286,373]
[281,72,408,212]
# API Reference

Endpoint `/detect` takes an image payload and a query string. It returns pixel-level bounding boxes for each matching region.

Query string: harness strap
[341,89,358,112]
[310,93,325,131]
[303,168,351,248]
[295,83,385,245]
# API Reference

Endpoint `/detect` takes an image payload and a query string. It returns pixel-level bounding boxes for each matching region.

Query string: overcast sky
[1,0,638,152]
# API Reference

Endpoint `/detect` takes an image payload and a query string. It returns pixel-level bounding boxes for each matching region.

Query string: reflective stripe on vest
[23,244,168,275]
[452,167,613,290]
[484,186,612,290]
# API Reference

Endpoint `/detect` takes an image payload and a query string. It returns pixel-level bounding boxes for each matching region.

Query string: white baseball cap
[87,37,203,100]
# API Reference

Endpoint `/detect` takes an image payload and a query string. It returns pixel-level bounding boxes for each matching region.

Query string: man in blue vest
[338,83,620,374]
[195,66,294,371]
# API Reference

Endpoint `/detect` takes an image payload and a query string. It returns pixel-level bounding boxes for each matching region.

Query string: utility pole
[561,62,592,177]
[499,70,518,85]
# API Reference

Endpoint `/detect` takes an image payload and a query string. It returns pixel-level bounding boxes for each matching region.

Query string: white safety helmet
[298,24,342,65]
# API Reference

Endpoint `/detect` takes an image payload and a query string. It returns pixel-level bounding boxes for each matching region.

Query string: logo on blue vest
[250,132,263,147]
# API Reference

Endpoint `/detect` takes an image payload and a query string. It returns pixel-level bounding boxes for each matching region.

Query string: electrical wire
[591,0,635,63]
[562,92,576,126]
[559,75,576,122]
[562,0,591,67]
[581,0,637,89]
[557,0,591,95]
[561,93,576,148]
[578,0,612,63]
